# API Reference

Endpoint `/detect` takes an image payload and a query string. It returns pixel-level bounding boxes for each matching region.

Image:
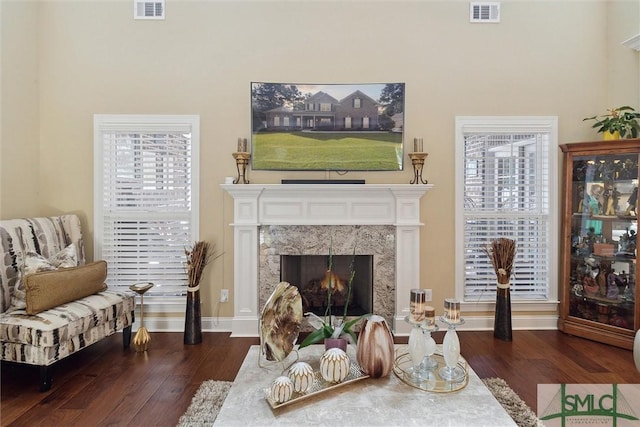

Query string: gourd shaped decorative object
[320,348,351,383]
[356,314,395,378]
[270,376,294,403]
[288,361,314,393]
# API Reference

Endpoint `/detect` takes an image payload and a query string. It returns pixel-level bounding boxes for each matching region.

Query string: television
[251,82,405,171]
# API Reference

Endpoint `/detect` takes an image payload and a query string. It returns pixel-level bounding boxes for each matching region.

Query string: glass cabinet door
[568,153,637,331]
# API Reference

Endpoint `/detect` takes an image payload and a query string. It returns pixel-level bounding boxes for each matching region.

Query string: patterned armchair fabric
[0,215,135,388]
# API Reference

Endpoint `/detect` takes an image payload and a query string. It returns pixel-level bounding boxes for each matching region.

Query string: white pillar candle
[424,305,435,327]
[444,298,461,322]
[410,289,426,322]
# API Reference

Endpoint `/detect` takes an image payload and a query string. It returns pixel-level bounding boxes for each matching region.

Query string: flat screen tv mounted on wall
[251,82,405,171]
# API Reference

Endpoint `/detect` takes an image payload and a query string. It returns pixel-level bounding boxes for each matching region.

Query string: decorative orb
[288,361,314,393]
[320,347,351,383]
[270,376,294,403]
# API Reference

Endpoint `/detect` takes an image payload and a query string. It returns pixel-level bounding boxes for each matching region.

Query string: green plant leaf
[298,324,333,349]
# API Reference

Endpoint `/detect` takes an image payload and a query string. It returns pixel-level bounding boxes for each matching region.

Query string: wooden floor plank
[2,330,639,426]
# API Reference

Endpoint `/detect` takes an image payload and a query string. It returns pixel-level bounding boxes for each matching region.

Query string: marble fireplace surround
[221,183,433,337]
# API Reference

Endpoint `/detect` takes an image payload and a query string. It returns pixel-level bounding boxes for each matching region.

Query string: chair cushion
[0,289,135,348]
[24,261,108,315]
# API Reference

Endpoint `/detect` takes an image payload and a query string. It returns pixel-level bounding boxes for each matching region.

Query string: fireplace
[280,254,374,317]
[221,183,432,336]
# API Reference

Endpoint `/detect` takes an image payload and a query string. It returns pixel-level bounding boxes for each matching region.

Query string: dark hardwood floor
[2,330,639,426]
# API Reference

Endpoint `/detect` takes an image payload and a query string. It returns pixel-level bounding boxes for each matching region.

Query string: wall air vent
[470,2,500,23]
[134,0,165,20]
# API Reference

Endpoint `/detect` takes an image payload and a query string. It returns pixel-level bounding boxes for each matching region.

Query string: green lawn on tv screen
[252,132,403,170]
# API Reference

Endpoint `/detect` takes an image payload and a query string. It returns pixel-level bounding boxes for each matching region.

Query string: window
[354,98,361,108]
[274,116,280,126]
[363,116,369,129]
[94,115,199,297]
[455,117,558,306]
[345,116,352,129]
[283,116,290,127]
[320,103,332,112]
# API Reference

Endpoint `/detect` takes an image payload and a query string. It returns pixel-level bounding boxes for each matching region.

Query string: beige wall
[1,0,40,218]
[2,0,639,320]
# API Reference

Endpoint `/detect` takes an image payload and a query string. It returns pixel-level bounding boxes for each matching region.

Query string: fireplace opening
[280,255,373,317]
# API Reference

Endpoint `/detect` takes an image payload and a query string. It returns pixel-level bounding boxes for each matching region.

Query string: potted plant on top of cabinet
[583,106,640,140]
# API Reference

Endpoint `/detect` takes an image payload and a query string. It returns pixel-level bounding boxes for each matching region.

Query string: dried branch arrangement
[185,241,212,288]
[483,238,517,285]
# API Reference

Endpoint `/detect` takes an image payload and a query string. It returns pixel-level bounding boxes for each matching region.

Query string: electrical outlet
[220,289,229,303]
[424,288,433,302]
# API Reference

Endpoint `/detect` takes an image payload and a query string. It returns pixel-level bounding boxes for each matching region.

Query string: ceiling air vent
[134,0,165,20]
[470,2,500,23]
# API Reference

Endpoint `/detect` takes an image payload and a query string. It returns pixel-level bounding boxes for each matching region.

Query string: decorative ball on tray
[270,376,294,403]
[288,361,314,393]
[320,347,351,383]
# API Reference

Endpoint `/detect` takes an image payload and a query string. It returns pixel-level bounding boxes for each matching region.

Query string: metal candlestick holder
[129,282,154,352]
[408,152,429,184]
[232,152,251,184]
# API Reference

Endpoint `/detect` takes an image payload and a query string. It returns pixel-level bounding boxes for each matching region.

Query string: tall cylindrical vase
[184,287,202,345]
[494,283,512,341]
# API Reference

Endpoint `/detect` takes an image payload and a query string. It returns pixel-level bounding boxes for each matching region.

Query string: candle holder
[405,316,427,382]
[408,152,429,184]
[438,316,465,382]
[129,282,154,352]
[421,322,439,371]
[232,152,251,184]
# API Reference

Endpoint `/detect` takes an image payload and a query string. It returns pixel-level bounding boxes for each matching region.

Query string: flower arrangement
[298,241,369,349]
[483,237,517,287]
[185,241,213,290]
[483,237,517,341]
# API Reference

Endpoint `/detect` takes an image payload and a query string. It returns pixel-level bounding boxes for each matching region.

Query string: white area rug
[482,377,545,427]
[177,377,543,427]
[176,380,232,427]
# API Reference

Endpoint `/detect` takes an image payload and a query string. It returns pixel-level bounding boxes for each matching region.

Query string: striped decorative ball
[288,361,314,393]
[270,376,294,403]
[320,347,351,383]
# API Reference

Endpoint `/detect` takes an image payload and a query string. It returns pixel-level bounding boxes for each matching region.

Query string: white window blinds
[456,117,557,302]
[94,115,199,296]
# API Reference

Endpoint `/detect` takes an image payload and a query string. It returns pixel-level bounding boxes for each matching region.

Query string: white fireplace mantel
[221,183,433,336]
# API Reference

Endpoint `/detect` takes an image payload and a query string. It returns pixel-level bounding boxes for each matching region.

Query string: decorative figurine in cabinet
[559,139,640,349]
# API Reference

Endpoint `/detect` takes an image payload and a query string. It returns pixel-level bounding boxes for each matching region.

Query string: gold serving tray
[393,347,469,393]
[264,360,369,409]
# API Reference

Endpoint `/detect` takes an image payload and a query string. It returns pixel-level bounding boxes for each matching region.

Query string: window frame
[93,114,200,311]
[454,116,559,314]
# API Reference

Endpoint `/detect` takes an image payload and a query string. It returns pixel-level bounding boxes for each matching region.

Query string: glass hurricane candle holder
[438,317,465,382]
[421,323,439,371]
[405,316,427,382]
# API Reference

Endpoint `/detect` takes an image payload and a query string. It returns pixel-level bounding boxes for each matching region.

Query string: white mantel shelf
[221,183,434,336]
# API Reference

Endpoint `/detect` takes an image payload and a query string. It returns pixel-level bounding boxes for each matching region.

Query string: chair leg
[39,366,52,392]
[123,325,132,349]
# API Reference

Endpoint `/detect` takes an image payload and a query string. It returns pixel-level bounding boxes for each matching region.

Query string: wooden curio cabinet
[559,139,640,349]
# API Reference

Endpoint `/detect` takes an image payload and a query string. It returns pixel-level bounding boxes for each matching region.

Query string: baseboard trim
[135,314,559,336]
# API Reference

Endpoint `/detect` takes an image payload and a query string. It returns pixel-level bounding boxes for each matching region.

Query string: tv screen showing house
[250,82,405,171]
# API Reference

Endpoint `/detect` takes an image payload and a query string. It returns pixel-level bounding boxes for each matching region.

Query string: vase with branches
[483,238,517,341]
[184,241,212,345]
